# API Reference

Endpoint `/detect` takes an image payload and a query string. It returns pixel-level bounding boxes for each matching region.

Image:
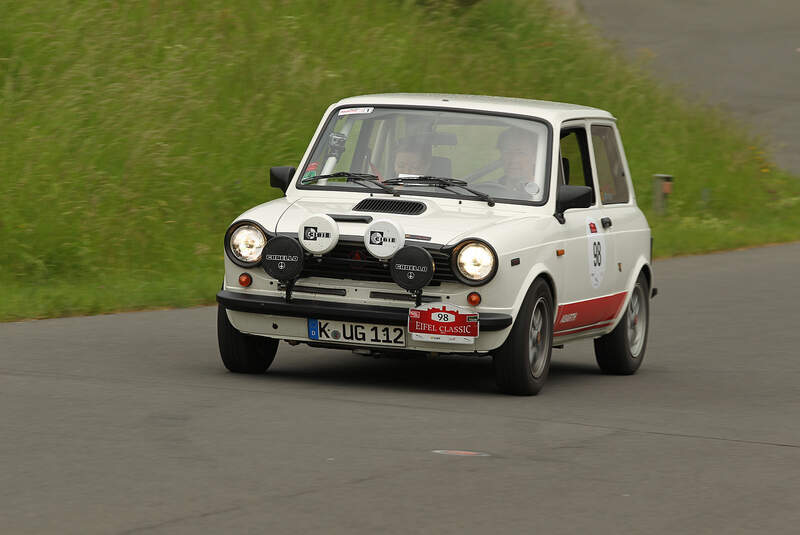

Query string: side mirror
[554,185,592,223]
[269,166,296,194]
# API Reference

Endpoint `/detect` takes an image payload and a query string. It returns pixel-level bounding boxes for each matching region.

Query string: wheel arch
[607,256,652,331]
[509,263,558,321]
[639,262,652,292]
[536,271,557,309]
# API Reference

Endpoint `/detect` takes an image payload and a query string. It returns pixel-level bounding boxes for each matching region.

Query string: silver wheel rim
[529,297,550,378]
[627,284,647,357]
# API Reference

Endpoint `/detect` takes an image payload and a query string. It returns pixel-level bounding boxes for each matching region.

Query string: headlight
[227,223,267,266]
[454,240,497,285]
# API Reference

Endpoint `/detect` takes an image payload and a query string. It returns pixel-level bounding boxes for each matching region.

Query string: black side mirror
[269,166,296,194]
[554,185,592,224]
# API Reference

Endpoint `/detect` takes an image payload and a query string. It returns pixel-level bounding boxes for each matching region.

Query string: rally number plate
[408,303,479,344]
[308,319,405,347]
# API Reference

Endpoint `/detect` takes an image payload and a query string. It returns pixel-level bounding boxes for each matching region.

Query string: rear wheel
[493,278,554,395]
[594,272,650,374]
[217,305,279,373]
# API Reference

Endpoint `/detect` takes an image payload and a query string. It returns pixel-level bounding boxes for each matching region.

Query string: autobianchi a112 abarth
[217,94,654,395]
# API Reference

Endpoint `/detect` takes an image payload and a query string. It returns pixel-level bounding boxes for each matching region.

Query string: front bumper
[216,290,513,331]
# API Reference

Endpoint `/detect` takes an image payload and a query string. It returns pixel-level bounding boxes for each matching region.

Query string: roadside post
[653,174,673,215]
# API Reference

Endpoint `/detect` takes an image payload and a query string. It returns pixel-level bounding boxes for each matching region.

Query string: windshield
[297,107,551,204]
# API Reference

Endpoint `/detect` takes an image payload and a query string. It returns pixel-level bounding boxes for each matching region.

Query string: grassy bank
[2,0,799,321]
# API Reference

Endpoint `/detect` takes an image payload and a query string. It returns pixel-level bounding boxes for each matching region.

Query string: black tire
[492,278,554,395]
[594,271,650,374]
[217,305,279,373]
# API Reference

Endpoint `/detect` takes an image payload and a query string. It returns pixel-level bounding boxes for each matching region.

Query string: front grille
[298,242,456,284]
[352,198,427,215]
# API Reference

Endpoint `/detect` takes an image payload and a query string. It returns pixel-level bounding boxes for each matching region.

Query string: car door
[553,121,619,337]
[587,122,640,298]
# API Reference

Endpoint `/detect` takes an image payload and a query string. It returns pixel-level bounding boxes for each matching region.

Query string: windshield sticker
[524,182,541,196]
[302,162,319,179]
[338,107,374,116]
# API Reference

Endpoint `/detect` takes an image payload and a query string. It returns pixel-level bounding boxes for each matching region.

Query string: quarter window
[591,125,629,204]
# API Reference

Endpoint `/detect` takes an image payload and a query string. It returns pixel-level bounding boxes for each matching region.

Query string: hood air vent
[352,198,426,215]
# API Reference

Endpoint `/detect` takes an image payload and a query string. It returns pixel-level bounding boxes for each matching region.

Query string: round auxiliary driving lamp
[389,245,435,306]
[261,236,305,302]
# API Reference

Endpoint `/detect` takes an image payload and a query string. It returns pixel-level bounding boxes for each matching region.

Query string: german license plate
[307,319,405,347]
[408,303,479,344]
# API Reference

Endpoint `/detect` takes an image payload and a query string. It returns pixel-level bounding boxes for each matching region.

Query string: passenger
[394,136,432,177]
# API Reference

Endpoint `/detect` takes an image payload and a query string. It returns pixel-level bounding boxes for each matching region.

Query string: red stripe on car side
[554,291,627,332]
[554,321,614,337]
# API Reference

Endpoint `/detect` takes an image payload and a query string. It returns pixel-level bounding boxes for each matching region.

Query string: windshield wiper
[301,172,398,195]
[383,176,495,207]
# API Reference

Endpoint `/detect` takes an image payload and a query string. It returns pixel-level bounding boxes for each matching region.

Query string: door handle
[601,217,612,229]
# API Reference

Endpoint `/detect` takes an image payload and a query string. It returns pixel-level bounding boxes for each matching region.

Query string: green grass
[2,0,799,321]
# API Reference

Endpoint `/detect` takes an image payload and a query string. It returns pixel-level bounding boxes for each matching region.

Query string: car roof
[335,93,615,123]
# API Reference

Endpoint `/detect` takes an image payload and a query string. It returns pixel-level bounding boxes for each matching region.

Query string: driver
[497,127,541,198]
[394,136,432,176]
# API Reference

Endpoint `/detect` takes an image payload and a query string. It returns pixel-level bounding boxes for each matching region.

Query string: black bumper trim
[278,284,347,297]
[217,290,513,331]
[369,291,441,303]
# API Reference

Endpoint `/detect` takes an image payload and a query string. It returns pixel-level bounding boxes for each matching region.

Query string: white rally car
[217,94,653,395]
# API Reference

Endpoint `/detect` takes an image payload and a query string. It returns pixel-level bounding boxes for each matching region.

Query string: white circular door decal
[586,217,606,288]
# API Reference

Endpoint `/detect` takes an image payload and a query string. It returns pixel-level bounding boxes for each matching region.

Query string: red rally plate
[408,303,479,344]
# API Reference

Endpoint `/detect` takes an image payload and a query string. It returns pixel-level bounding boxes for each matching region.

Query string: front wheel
[492,278,554,395]
[217,305,279,373]
[593,272,650,374]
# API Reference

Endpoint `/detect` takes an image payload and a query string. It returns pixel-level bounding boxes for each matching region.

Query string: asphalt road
[2,243,800,534]
[577,0,800,175]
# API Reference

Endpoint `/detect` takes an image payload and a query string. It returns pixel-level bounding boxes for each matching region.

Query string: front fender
[456,215,563,325]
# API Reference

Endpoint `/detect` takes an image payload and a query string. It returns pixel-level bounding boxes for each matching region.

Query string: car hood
[265,194,542,246]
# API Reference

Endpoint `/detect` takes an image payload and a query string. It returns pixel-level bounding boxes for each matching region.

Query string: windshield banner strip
[338,107,374,116]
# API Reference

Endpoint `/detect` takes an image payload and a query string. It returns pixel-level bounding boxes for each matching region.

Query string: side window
[559,127,595,204]
[591,125,629,204]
